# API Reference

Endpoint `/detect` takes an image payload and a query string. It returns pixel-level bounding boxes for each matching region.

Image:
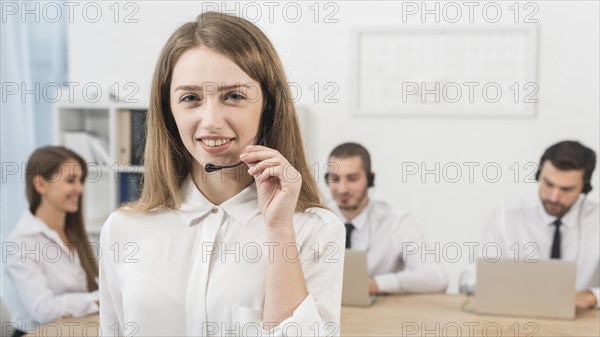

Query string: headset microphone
[204,161,244,173]
[202,132,268,173]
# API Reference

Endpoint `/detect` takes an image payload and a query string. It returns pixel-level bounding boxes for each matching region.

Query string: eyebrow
[543,177,576,190]
[329,173,361,179]
[173,83,255,93]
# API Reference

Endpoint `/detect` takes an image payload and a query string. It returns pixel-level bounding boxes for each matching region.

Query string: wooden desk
[341,294,600,336]
[26,295,599,336]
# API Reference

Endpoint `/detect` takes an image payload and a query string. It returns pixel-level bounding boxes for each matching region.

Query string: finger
[240,150,277,164]
[242,145,283,157]
[240,145,278,156]
[256,164,301,185]
[256,165,284,184]
[248,160,281,176]
[244,145,269,152]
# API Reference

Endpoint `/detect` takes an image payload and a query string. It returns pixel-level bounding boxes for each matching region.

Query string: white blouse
[5,211,99,332]
[99,177,345,336]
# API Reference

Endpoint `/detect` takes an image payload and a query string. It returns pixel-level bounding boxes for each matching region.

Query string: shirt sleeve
[375,213,448,294]
[590,287,600,309]
[5,241,99,326]
[99,213,124,337]
[262,209,345,337]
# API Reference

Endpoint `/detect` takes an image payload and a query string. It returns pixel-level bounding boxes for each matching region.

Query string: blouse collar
[177,176,261,227]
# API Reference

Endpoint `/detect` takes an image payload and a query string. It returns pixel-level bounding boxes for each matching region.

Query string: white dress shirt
[5,211,99,332]
[327,200,448,294]
[475,197,600,308]
[100,177,345,337]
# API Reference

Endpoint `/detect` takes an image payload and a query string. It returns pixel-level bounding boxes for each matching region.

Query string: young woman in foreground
[99,12,344,336]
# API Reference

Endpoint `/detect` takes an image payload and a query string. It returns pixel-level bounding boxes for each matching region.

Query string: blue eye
[180,94,200,103]
[225,92,245,102]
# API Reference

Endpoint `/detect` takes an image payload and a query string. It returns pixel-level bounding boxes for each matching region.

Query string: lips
[545,201,561,208]
[196,137,235,154]
[66,195,80,211]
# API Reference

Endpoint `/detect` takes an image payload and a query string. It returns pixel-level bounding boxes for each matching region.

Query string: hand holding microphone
[239,145,302,229]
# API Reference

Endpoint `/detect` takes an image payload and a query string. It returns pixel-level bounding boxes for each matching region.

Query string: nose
[548,187,561,203]
[201,99,225,131]
[75,180,84,194]
[337,178,349,194]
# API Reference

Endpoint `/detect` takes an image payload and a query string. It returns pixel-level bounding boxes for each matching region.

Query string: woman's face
[170,45,264,169]
[37,160,84,214]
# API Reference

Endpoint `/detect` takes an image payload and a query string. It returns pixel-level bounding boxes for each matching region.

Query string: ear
[32,175,47,195]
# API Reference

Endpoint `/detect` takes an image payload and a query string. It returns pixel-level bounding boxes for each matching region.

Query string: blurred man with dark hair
[325,142,448,295]
[462,141,599,309]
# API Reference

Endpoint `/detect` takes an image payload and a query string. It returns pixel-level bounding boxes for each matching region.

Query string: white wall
[68,1,599,292]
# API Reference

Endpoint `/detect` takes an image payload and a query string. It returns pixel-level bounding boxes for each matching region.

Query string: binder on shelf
[117,110,132,166]
[130,110,147,166]
[119,172,143,204]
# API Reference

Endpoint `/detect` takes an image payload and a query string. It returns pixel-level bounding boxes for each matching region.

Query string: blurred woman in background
[5,146,99,336]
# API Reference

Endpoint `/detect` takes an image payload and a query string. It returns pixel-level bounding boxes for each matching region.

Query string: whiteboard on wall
[352,25,539,117]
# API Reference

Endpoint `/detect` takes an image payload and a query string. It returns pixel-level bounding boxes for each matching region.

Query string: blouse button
[212,207,219,213]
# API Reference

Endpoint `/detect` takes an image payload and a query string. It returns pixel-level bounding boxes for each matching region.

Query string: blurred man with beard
[480,141,599,309]
[325,143,448,295]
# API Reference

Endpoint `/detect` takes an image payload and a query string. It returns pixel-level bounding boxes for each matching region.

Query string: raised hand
[240,145,302,229]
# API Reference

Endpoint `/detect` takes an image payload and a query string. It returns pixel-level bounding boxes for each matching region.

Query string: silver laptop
[475,258,577,319]
[342,250,375,306]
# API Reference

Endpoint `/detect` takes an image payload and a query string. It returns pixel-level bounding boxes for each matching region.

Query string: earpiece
[367,172,375,188]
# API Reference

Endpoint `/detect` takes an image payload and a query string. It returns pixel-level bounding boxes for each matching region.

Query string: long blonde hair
[132,12,324,212]
[25,146,99,291]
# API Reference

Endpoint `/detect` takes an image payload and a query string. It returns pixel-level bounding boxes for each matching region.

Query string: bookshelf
[53,101,147,240]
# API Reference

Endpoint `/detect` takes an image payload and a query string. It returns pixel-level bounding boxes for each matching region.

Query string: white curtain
[1,0,68,315]
[1,6,36,315]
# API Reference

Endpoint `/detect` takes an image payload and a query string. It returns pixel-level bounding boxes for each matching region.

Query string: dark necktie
[344,222,355,249]
[551,218,562,259]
